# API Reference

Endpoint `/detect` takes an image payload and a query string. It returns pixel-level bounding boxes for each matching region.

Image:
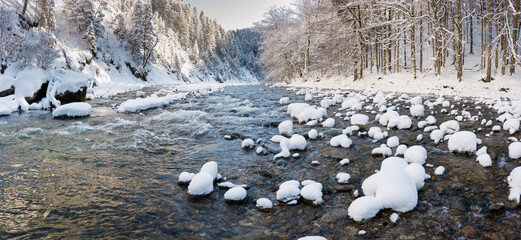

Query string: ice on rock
[395,145,408,156]
[440,120,460,134]
[404,163,427,190]
[336,172,351,183]
[178,172,195,184]
[308,129,318,139]
[322,118,335,128]
[476,154,492,167]
[507,167,521,203]
[379,111,400,126]
[276,180,301,203]
[187,172,214,196]
[448,131,477,154]
[348,196,384,221]
[410,105,425,118]
[279,97,290,105]
[300,182,324,205]
[289,134,307,150]
[330,134,352,148]
[241,139,255,149]
[351,114,369,125]
[224,187,247,201]
[372,144,392,157]
[434,166,445,175]
[387,136,400,148]
[256,198,273,209]
[278,120,293,136]
[404,146,427,165]
[508,142,521,159]
[52,103,92,118]
[503,119,520,134]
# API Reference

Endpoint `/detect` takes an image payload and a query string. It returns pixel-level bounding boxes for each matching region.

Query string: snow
[288,103,311,119]
[404,146,428,165]
[339,158,350,165]
[298,237,327,240]
[0,75,15,92]
[381,157,408,171]
[305,93,313,101]
[329,134,352,148]
[430,130,445,144]
[508,142,521,159]
[200,161,218,180]
[507,167,521,203]
[279,97,290,105]
[217,182,248,189]
[348,196,383,221]
[289,134,307,150]
[187,172,214,196]
[322,118,335,128]
[379,111,400,126]
[390,213,400,223]
[52,102,92,118]
[270,135,286,143]
[395,145,408,156]
[300,182,324,205]
[387,115,412,129]
[0,105,13,116]
[404,163,427,190]
[434,166,445,175]
[308,129,318,139]
[241,139,255,149]
[410,96,422,106]
[448,131,477,154]
[503,119,520,134]
[336,173,351,183]
[178,172,195,184]
[224,187,247,201]
[276,180,301,203]
[274,138,291,159]
[117,93,187,112]
[256,198,273,209]
[351,114,369,125]
[278,120,293,136]
[440,120,460,134]
[410,105,425,118]
[476,154,492,167]
[386,136,400,148]
[297,106,327,123]
[372,144,392,157]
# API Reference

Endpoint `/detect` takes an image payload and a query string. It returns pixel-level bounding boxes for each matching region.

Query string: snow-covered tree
[129,1,158,73]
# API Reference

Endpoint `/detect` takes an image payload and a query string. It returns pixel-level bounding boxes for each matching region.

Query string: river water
[1,84,520,239]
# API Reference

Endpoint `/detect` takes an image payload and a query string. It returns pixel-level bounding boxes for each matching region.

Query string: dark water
[0,84,520,239]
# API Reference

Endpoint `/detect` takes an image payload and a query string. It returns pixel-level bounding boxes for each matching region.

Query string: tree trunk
[511,0,520,74]
[420,8,423,73]
[470,14,474,54]
[457,0,463,81]
[485,0,493,82]
[22,0,29,17]
[411,5,417,79]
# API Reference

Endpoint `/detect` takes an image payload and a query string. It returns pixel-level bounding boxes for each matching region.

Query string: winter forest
[2,0,521,239]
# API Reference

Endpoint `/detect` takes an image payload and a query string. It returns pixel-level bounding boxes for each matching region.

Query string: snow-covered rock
[348,196,383,221]
[508,142,521,159]
[117,93,187,112]
[241,139,255,149]
[372,144,392,157]
[404,146,427,165]
[476,154,492,167]
[300,182,324,205]
[256,198,273,210]
[279,97,290,105]
[276,180,301,203]
[322,118,335,128]
[298,236,327,240]
[288,103,311,119]
[52,102,91,118]
[387,136,400,148]
[410,96,422,106]
[410,105,425,118]
[448,131,477,154]
[434,166,445,175]
[289,134,307,150]
[224,187,247,201]
[395,145,408,156]
[339,158,350,165]
[200,161,218,179]
[298,106,327,123]
[274,138,291,159]
[404,163,426,190]
[508,167,521,203]
[440,120,460,134]
[381,157,408,171]
[379,111,400,126]
[390,213,400,223]
[351,114,369,125]
[308,129,318,139]
[178,172,195,185]
[278,120,293,136]
[430,129,445,144]
[387,115,412,129]
[503,119,520,134]
[305,93,313,101]
[187,172,214,196]
[336,172,351,184]
[330,134,352,148]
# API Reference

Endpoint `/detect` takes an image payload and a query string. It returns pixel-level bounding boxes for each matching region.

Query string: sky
[185,0,295,30]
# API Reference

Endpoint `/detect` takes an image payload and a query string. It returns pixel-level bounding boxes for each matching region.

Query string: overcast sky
[185,0,294,30]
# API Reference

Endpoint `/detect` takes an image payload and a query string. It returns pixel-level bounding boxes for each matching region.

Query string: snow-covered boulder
[187,172,214,196]
[404,146,427,165]
[287,103,311,119]
[276,180,301,203]
[330,134,352,148]
[52,102,92,118]
[430,129,445,144]
[300,182,324,205]
[395,145,408,156]
[289,134,307,150]
[410,96,422,106]
[448,131,477,154]
[434,166,445,175]
[336,173,351,183]
[348,196,383,221]
[241,139,255,149]
[387,136,400,148]
[503,119,520,134]
[200,161,218,179]
[274,138,291,159]
[381,157,408,171]
[224,187,247,202]
[178,172,195,185]
[322,118,335,128]
[279,97,290,105]
[508,167,521,203]
[256,198,273,210]
[278,120,293,136]
[440,120,460,134]
[509,142,521,159]
[387,116,412,129]
[351,114,369,125]
[476,154,492,167]
[379,111,400,126]
[404,163,427,190]
[298,106,327,123]
[308,129,318,139]
[372,144,392,157]
[410,105,425,118]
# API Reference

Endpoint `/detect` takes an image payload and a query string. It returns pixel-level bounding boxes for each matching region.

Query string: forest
[255,0,521,83]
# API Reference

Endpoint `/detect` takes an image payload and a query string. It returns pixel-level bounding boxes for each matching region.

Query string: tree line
[254,0,521,83]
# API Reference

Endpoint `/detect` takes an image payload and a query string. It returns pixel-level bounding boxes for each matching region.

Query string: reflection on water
[1,85,520,239]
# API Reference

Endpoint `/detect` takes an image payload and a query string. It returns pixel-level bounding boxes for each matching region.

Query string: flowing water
[0,84,520,239]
